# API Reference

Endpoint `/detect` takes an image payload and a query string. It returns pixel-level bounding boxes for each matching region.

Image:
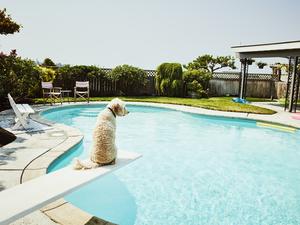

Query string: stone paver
[9,211,58,225]
[250,102,300,128]
[0,105,84,225]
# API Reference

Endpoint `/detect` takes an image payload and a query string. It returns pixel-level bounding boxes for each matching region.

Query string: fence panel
[54,69,280,98]
[213,72,276,81]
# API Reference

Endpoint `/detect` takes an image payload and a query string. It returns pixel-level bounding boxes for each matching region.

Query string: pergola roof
[231,40,300,58]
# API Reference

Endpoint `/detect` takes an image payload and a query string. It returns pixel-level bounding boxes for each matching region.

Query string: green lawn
[245,97,276,103]
[33,96,276,114]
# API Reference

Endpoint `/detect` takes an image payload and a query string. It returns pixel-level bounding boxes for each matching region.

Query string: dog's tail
[72,158,99,170]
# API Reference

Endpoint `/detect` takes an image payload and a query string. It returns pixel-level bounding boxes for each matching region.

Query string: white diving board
[0,151,141,225]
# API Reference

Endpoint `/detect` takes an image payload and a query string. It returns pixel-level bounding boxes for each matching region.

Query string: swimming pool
[43,104,300,225]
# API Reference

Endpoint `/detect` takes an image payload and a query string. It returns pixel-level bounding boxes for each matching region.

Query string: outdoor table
[61,90,72,103]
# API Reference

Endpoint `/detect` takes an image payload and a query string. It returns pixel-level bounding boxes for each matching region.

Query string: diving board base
[0,151,141,225]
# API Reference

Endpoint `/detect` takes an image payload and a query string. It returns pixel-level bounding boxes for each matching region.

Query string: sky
[1,0,300,72]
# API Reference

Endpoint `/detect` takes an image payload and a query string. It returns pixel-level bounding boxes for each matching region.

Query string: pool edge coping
[38,101,300,129]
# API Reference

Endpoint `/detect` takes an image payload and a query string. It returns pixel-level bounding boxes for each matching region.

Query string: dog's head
[108,98,129,117]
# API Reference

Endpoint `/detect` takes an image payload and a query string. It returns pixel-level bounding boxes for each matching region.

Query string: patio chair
[7,93,35,130]
[74,81,89,103]
[41,82,62,105]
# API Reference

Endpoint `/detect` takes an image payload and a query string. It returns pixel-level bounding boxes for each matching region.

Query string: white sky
[1,0,300,72]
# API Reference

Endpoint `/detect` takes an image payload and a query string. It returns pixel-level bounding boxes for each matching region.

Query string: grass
[245,97,276,102]
[33,96,276,115]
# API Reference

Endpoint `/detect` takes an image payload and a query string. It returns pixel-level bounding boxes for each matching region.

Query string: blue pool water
[43,105,300,225]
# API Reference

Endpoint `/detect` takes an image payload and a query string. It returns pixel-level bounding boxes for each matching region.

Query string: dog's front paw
[110,158,116,165]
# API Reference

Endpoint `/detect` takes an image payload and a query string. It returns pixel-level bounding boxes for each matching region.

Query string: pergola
[231,40,300,112]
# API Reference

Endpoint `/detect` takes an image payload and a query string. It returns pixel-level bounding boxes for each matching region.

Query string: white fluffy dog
[73,98,129,170]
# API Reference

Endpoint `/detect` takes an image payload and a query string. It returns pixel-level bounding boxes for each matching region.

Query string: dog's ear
[112,103,120,113]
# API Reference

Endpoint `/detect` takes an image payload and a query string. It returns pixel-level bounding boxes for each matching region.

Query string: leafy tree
[108,65,148,95]
[41,58,56,68]
[0,8,21,35]
[184,54,236,73]
[155,63,183,97]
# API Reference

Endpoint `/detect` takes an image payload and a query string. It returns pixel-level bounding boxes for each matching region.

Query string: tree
[0,8,21,35]
[41,58,56,68]
[184,54,236,73]
[155,63,183,97]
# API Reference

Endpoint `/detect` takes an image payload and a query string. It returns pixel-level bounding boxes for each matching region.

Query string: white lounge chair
[74,81,89,103]
[8,94,35,130]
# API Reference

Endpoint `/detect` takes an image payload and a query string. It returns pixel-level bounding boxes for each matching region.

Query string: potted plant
[247,59,255,65]
[256,61,267,69]
[240,58,255,65]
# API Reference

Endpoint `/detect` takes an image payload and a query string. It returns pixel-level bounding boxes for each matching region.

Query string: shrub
[183,69,212,98]
[54,65,108,95]
[0,50,42,102]
[0,51,17,100]
[108,64,148,95]
[155,63,183,97]
[38,66,56,81]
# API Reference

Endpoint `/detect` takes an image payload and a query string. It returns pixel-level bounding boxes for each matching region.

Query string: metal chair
[41,81,62,105]
[74,81,89,103]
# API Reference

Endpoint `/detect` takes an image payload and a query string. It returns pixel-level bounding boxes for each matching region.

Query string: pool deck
[0,101,299,225]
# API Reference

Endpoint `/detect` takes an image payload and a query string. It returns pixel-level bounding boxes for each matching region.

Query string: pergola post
[294,59,300,111]
[284,57,292,111]
[232,40,300,112]
[239,58,248,99]
[289,56,299,112]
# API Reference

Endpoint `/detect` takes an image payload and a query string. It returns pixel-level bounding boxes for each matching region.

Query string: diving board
[0,151,141,225]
